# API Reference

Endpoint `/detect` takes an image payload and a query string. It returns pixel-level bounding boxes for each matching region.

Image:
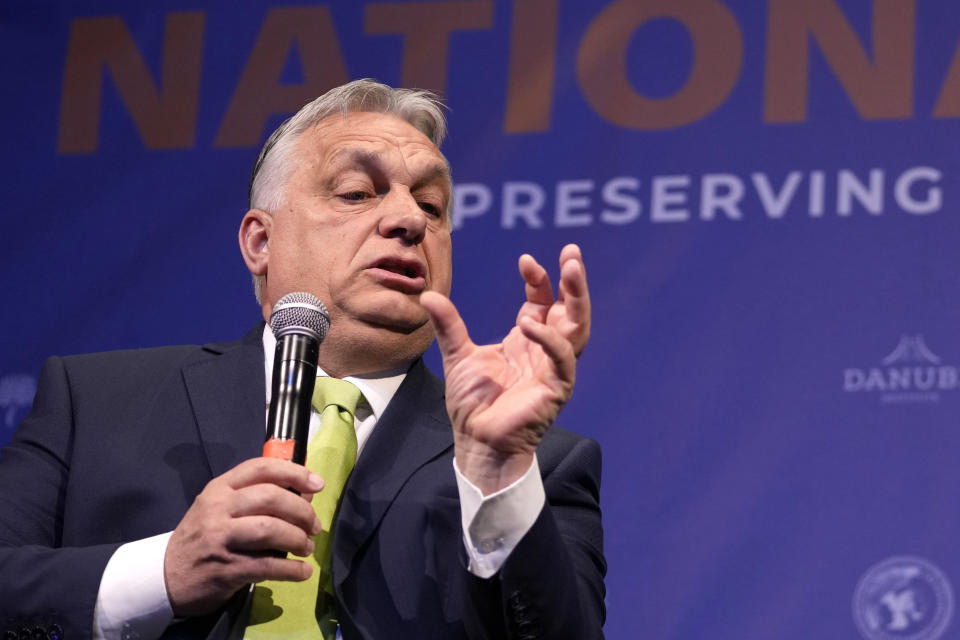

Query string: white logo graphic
[843,335,959,403]
[853,556,954,640]
[0,374,36,429]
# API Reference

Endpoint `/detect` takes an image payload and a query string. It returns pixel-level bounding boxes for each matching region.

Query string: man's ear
[239,209,271,276]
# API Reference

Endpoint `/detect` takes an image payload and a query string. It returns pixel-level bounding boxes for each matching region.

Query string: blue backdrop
[4,1,960,638]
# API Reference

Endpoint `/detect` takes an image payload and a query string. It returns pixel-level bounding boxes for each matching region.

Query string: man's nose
[377,190,427,244]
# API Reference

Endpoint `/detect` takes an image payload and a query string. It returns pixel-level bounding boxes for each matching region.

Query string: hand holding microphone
[164,292,330,615]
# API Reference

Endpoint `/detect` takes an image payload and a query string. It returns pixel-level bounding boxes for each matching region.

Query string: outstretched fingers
[519,253,554,306]
[518,315,576,387]
[558,244,591,355]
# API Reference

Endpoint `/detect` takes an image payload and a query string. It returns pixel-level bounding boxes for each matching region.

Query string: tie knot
[312,377,362,418]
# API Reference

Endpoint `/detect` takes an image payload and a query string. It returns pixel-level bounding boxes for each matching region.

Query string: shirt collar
[261,324,407,421]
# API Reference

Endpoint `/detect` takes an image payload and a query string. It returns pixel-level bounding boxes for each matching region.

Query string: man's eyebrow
[326,148,382,171]
[412,163,452,189]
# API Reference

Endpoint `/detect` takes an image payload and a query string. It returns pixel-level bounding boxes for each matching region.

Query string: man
[0,80,605,639]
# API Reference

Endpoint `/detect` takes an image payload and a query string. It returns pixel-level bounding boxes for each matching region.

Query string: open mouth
[373,258,424,280]
[379,262,420,279]
[368,257,427,293]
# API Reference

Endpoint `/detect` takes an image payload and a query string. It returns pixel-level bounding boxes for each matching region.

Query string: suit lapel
[332,359,453,589]
[182,324,266,479]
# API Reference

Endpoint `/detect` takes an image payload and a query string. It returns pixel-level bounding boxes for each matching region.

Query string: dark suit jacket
[0,325,605,639]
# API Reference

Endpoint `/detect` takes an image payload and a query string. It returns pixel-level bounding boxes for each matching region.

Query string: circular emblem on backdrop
[853,556,954,640]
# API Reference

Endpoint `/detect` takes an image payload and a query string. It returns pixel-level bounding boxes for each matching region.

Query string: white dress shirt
[92,327,545,639]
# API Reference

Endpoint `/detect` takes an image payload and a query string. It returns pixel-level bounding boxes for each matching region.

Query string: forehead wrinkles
[318,138,450,191]
[308,114,446,173]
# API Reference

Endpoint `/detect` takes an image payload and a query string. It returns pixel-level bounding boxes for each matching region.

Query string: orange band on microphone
[263,437,296,460]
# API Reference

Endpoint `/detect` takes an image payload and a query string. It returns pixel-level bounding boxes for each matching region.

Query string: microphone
[263,292,330,465]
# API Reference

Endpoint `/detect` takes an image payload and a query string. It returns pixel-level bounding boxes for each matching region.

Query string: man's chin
[319,295,438,373]
[356,309,430,335]
[364,319,425,335]
[347,293,432,333]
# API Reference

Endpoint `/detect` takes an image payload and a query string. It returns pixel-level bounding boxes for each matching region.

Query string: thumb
[420,291,474,370]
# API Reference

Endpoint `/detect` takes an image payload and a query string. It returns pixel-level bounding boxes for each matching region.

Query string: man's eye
[418,201,442,217]
[341,191,369,201]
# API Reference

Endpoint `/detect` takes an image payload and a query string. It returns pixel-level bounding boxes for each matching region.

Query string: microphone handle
[263,333,319,465]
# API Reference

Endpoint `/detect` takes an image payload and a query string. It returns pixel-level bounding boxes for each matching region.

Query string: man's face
[260,111,453,371]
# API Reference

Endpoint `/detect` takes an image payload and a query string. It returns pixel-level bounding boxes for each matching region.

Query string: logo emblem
[853,556,954,640]
[0,373,36,430]
[843,335,960,403]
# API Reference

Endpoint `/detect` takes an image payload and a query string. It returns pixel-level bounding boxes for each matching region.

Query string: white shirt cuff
[94,531,175,640]
[453,455,546,579]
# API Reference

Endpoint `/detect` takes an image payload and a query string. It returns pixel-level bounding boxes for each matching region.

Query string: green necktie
[245,377,362,639]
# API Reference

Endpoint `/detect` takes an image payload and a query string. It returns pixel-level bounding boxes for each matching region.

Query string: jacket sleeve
[0,356,120,639]
[460,435,606,639]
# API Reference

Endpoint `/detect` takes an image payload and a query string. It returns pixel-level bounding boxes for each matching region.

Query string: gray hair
[248,79,449,304]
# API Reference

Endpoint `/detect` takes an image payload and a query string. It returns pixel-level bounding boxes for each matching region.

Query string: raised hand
[420,244,591,495]
[163,457,324,616]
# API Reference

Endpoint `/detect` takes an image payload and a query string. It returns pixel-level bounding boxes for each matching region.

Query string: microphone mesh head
[269,292,330,342]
